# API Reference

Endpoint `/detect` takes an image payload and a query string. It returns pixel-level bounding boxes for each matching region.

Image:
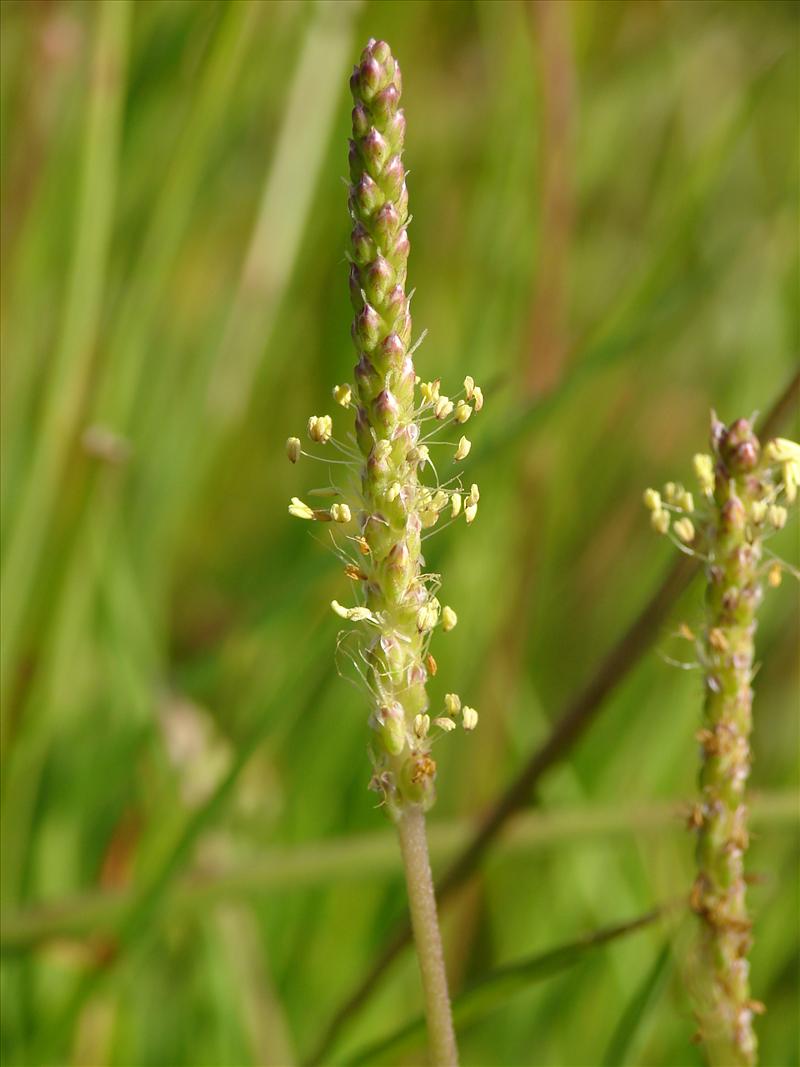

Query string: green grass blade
[347,910,664,1066]
[601,943,672,1066]
[0,0,131,733]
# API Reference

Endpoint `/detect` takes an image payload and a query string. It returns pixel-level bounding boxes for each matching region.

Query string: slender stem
[396,806,459,1066]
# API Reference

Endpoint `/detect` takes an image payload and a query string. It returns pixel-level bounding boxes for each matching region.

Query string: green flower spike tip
[645,417,799,1067]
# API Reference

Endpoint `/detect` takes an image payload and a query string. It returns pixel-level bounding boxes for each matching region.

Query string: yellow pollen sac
[454,400,471,424]
[784,460,798,503]
[330,503,352,523]
[693,453,715,495]
[433,717,456,732]
[750,500,767,524]
[454,436,471,462]
[651,508,670,535]
[451,493,462,518]
[416,599,440,632]
[673,517,695,543]
[768,504,787,530]
[444,693,461,716]
[331,600,375,623]
[420,379,441,405]
[463,375,475,400]
[414,713,430,739]
[441,606,457,632]
[462,706,479,731]
[434,396,454,420]
[764,437,800,464]
[471,386,484,412]
[767,563,782,588]
[308,414,333,443]
[464,500,478,525]
[288,497,315,520]
[643,488,661,511]
[333,383,352,407]
[286,437,302,463]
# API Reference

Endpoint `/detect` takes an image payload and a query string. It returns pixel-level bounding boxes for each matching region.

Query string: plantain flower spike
[645,416,799,1067]
[286,39,484,821]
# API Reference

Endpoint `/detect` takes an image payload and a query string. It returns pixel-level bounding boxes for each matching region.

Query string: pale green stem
[396,806,459,1066]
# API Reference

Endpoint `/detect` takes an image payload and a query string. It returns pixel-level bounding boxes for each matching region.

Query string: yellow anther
[333,384,352,407]
[471,386,484,412]
[643,488,661,511]
[784,460,798,503]
[693,453,715,495]
[765,437,800,464]
[462,706,479,731]
[331,600,375,623]
[767,563,782,588]
[444,693,461,716]
[414,713,430,739]
[288,497,315,520]
[451,493,462,518]
[674,517,695,543]
[434,396,454,420]
[416,599,440,632]
[442,606,457,632]
[678,490,694,513]
[651,508,670,534]
[286,437,301,463]
[454,400,471,424]
[768,504,787,530]
[420,379,441,405]
[330,503,351,523]
[463,375,475,400]
[308,414,333,444]
[433,717,456,733]
[750,500,767,524]
[454,436,471,462]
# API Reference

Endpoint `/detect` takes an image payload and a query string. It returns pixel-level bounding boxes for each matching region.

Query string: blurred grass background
[0,1,798,1064]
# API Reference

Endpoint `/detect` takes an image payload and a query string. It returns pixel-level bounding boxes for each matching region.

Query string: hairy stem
[396,806,459,1066]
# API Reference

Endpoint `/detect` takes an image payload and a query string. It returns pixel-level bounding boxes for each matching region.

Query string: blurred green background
[1,1,798,1065]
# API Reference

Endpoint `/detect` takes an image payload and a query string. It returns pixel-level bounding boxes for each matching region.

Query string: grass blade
[347,910,664,1066]
[0,0,131,735]
[601,943,672,1067]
